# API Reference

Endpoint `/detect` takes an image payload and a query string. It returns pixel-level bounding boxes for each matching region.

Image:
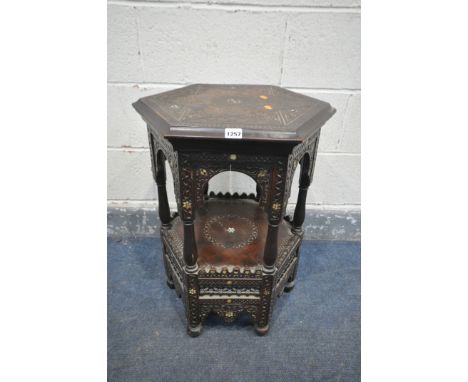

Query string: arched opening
[207,170,258,199]
[155,150,178,215]
[192,170,265,268]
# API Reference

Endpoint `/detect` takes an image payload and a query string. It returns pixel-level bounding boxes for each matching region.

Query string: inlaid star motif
[272,203,281,210]
[188,288,197,295]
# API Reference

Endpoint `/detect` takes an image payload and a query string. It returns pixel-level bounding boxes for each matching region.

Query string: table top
[133,84,335,142]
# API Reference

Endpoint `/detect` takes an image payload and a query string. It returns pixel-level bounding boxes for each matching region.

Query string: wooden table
[133,84,335,336]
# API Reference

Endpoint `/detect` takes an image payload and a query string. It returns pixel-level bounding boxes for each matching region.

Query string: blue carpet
[108,238,360,382]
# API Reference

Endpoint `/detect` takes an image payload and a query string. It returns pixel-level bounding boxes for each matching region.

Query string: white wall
[107,0,361,210]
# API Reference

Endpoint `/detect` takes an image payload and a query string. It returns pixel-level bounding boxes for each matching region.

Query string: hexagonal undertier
[160,198,304,336]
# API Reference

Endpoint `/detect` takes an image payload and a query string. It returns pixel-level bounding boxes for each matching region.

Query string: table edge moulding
[132,83,336,336]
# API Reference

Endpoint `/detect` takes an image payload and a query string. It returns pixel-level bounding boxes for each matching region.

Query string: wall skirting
[107,205,360,241]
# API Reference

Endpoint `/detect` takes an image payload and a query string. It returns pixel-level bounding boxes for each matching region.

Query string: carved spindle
[183,221,198,269]
[292,173,311,232]
[263,222,279,269]
[293,153,312,232]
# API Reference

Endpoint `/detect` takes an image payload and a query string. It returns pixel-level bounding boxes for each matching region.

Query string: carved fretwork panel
[257,273,275,328]
[199,301,259,324]
[186,273,201,327]
[267,159,288,222]
[176,151,291,220]
[178,154,195,220]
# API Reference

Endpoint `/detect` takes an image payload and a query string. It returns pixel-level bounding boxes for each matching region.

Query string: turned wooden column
[183,221,198,269]
[263,221,279,269]
[293,135,319,232]
[292,159,311,232]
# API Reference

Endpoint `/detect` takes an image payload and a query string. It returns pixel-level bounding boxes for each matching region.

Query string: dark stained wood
[292,185,309,231]
[293,154,312,231]
[133,84,336,336]
[263,223,279,268]
[183,222,197,268]
[133,84,335,142]
[156,182,171,226]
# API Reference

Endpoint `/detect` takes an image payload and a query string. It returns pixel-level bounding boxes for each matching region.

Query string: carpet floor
[108,238,360,382]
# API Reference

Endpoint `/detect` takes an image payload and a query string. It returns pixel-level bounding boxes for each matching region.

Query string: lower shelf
[168,198,296,268]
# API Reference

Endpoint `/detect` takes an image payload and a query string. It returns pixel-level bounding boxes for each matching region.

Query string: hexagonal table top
[133,84,335,141]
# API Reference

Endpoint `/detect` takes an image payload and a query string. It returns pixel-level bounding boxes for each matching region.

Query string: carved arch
[205,169,258,196]
[192,165,271,212]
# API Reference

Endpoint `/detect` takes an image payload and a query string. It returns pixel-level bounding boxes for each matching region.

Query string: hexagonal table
[133,84,335,336]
